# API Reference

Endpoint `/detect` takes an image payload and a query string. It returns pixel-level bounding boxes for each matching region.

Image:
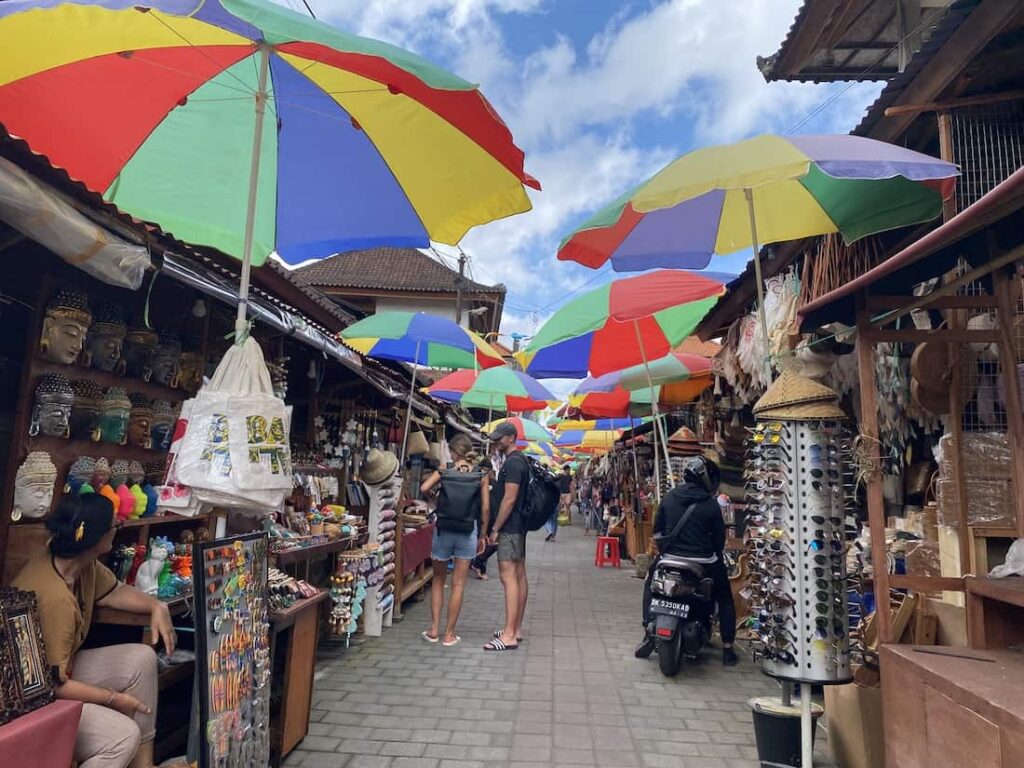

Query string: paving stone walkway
[285,523,832,768]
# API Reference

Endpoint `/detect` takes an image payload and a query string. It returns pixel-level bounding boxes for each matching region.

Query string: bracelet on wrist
[105,689,117,707]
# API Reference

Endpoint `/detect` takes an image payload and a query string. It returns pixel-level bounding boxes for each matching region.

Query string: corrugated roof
[294,246,505,295]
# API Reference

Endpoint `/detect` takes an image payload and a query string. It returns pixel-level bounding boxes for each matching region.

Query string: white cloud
[279,0,884,334]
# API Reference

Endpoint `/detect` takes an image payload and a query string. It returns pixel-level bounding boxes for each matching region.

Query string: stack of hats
[667,426,703,457]
[753,368,845,421]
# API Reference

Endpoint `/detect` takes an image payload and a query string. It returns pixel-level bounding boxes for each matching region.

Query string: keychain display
[744,372,854,685]
[193,533,271,768]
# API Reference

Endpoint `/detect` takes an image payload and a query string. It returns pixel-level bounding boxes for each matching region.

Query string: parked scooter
[643,554,717,676]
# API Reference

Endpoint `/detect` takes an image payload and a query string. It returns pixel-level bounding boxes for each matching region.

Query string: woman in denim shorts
[419,434,489,647]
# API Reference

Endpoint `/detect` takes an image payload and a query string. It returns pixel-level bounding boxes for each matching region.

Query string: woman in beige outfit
[13,492,176,768]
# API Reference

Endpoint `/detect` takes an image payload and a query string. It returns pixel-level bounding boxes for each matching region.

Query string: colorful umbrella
[341,311,503,370]
[0,0,537,336]
[553,417,644,432]
[557,134,956,377]
[554,430,621,453]
[482,417,552,443]
[569,377,711,418]
[426,367,554,412]
[617,351,713,391]
[340,311,503,464]
[518,270,725,378]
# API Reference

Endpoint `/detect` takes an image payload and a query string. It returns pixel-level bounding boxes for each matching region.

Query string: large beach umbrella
[0,0,537,338]
[554,430,621,454]
[481,417,553,444]
[617,351,714,391]
[341,311,504,464]
[517,270,725,378]
[426,367,554,413]
[553,417,643,432]
[557,134,956,375]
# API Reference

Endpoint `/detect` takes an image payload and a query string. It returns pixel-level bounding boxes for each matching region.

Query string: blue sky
[291,0,884,340]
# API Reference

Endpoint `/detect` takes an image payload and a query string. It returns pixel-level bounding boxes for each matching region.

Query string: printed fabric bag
[175,337,293,508]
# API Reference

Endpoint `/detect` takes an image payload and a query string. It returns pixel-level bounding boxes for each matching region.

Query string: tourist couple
[419,421,527,651]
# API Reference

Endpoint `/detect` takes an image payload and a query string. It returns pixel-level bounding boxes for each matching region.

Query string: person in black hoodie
[635,456,738,666]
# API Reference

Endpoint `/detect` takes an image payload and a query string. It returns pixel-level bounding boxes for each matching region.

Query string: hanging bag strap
[654,502,698,548]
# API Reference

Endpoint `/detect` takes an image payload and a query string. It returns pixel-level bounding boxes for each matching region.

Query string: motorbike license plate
[650,598,690,618]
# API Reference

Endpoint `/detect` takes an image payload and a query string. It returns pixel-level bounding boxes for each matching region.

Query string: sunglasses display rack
[192,532,271,768]
[746,419,852,685]
[362,474,399,636]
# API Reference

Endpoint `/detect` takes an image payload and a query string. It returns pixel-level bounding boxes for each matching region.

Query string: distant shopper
[546,465,572,541]
[420,434,489,647]
[483,421,529,651]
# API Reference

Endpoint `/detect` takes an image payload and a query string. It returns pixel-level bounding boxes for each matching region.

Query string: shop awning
[799,165,1024,329]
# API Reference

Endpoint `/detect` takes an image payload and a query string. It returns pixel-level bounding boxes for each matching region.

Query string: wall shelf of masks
[4,273,220,584]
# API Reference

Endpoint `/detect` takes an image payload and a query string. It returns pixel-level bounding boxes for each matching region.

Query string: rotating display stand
[747,419,852,685]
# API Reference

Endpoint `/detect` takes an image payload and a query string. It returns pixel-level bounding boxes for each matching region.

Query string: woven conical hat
[756,400,846,421]
[753,369,839,415]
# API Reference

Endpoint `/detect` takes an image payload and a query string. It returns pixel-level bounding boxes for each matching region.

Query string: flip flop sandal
[442,636,461,648]
[494,630,525,642]
[483,637,518,651]
[421,631,439,644]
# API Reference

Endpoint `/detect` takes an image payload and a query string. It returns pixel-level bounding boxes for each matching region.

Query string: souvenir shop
[0,140,444,766]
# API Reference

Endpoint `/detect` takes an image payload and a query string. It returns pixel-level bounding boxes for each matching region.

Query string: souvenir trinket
[39,288,91,365]
[152,329,181,387]
[127,392,153,449]
[150,399,176,453]
[99,387,131,445]
[69,379,103,442]
[110,459,135,521]
[29,374,74,439]
[128,462,148,519]
[83,302,126,373]
[177,336,204,394]
[123,326,159,381]
[92,457,120,515]
[66,456,96,495]
[12,452,58,522]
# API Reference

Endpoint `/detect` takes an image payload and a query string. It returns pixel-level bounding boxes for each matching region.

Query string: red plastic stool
[595,536,621,568]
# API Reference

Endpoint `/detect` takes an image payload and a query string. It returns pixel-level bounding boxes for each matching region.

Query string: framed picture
[0,587,54,725]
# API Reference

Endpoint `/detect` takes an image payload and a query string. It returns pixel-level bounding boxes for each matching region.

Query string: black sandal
[483,637,519,651]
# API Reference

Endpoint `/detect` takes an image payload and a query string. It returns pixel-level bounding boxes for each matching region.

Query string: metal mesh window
[948,100,1024,212]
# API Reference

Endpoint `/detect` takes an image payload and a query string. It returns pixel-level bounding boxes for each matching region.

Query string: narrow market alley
[284,525,826,768]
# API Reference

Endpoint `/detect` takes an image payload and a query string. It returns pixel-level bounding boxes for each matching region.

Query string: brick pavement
[284,523,833,768]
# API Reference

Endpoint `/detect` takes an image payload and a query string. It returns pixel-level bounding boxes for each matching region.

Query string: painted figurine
[70,379,103,442]
[30,373,74,438]
[152,329,182,388]
[92,457,121,517]
[84,301,126,373]
[66,455,96,495]
[40,288,91,365]
[150,399,176,453]
[128,393,153,450]
[123,325,159,381]
[99,387,131,445]
[11,451,58,522]
[128,461,149,520]
[111,459,135,522]
[135,539,170,596]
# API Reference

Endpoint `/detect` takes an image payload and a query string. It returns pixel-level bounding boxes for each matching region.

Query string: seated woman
[13,492,176,768]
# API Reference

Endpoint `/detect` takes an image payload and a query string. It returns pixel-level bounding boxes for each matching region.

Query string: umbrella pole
[744,188,774,382]
[235,42,271,342]
[399,340,421,469]
[634,321,673,495]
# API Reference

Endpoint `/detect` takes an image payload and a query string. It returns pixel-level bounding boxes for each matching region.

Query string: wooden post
[856,296,893,644]
[937,111,957,222]
[992,264,1024,537]
[947,307,973,574]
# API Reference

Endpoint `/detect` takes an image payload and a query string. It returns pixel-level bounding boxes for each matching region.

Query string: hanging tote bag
[175,337,293,508]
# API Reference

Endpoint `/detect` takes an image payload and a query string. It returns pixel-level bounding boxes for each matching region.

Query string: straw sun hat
[361,449,399,486]
[753,368,845,421]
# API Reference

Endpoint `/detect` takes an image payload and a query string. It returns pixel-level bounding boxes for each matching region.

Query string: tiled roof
[675,336,722,358]
[294,247,505,295]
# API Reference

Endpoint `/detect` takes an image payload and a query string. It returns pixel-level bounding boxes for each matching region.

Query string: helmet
[682,455,720,493]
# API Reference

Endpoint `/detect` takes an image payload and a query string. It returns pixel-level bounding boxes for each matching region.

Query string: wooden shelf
[272,537,356,566]
[94,593,192,627]
[269,591,328,630]
[120,513,209,530]
[30,357,188,402]
[29,435,168,464]
[400,570,432,602]
[966,575,1024,609]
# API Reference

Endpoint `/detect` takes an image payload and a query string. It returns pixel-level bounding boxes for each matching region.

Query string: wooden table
[269,591,329,765]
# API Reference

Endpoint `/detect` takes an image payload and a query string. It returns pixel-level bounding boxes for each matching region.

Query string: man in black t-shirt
[483,421,528,651]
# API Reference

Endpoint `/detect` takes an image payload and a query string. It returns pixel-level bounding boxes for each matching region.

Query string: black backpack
[517,458,562,532]
[436,470,484,533]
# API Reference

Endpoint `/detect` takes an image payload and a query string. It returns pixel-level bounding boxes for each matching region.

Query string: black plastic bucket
[748,697,823,767]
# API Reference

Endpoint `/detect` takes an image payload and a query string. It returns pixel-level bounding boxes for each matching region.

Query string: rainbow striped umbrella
[518,270,725,378]
[617,351,713,391]
[426,367,554,412]
[557,134,956,378]
[553,417,644,432]
[0,0,536,335]
[558,134,956,272]
[341,312,503,370]
[482,417,552,443]
[554,430,621,453]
